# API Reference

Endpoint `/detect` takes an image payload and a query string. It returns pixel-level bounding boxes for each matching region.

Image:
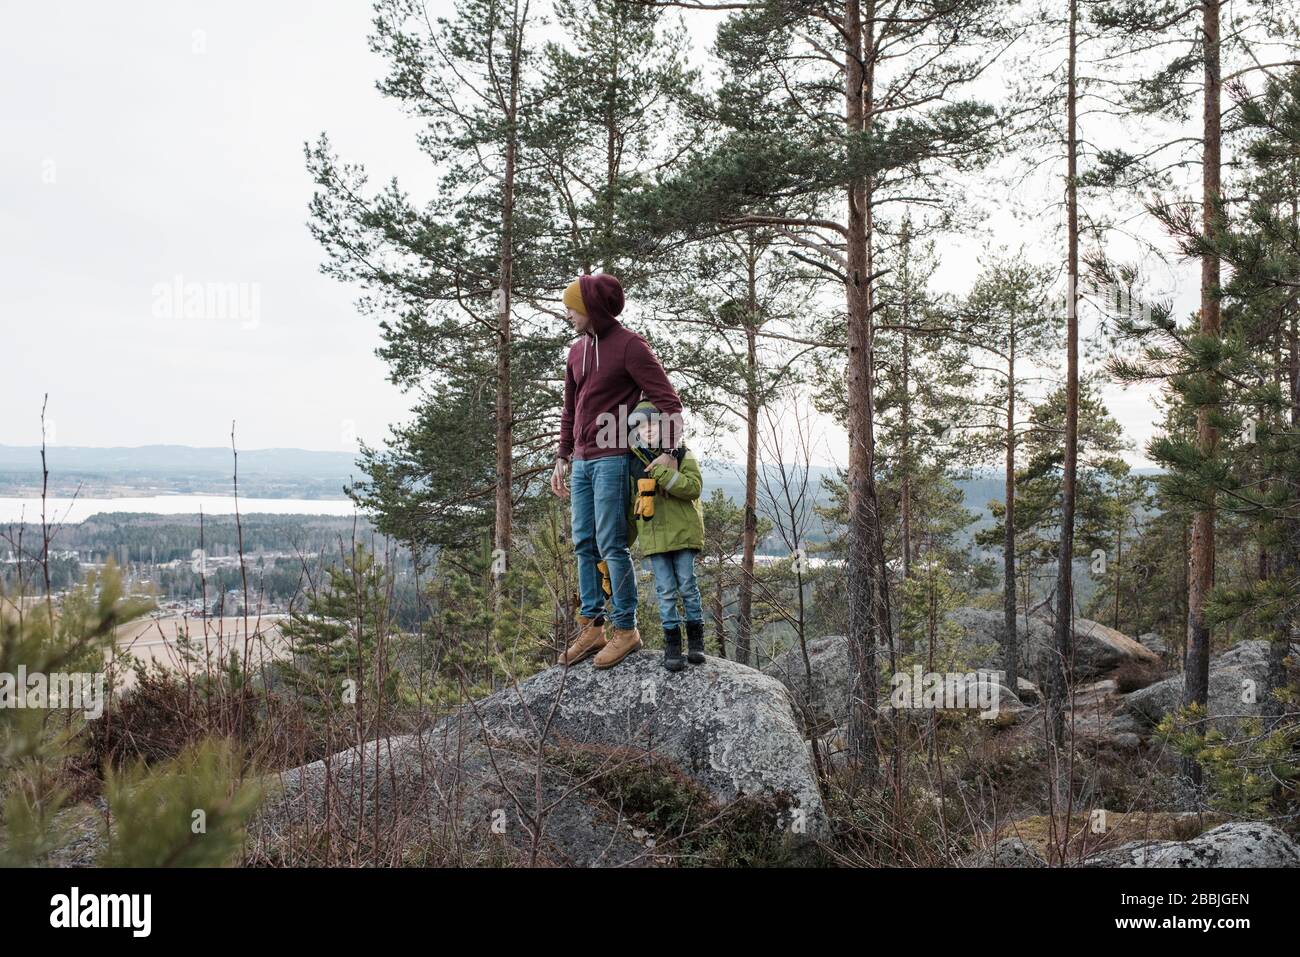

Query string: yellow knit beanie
[562,279,587,316]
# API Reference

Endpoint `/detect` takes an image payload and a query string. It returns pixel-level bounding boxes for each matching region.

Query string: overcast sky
[1,2,422,454]
[1,2,1193,467]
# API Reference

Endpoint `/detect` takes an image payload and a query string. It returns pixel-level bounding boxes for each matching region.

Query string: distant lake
[0,495,360,524]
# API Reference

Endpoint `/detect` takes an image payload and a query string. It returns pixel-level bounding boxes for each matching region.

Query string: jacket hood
[579,274,625,338]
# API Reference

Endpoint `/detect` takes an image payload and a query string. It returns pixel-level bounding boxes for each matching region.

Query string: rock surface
[452,651,825,832]
[1016,677,1042,704]
[963,837,1047,868]
[943,607,1045,674]
[1084,822,1300,868]
[944,609,1156,682]
[254,651,825,864]
[1121,640,1274,731]
[254,733,650,866]
[762,634,853,730]
[1066,618,1162,677]
[1137,631,1168,657]
[763,633,1027,727]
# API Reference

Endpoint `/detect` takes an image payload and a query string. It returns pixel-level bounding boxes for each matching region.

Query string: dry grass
[991,809,1223,862]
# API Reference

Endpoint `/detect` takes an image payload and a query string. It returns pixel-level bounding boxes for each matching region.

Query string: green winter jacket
[631,448,705,556]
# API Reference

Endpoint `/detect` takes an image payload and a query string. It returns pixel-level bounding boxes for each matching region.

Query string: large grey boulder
[762,635,852,730]
[941,607,1040,673]
[945,608,1157,682]
[1067,618,1161,677]
[1084,822,1300,868]
[1137,631,1168,657]
[255,652,824,865]
[764,633,1026,729]
[944,607,1057,680]
[1121,640,1273,731]
[453,652,825,835]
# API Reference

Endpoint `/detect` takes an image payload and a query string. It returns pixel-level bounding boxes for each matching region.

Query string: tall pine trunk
[844,0,882,781]
[1049,0,1080,753]
[493,44,520,586]
[1003,331,1019,692]
[900,334,912,573]
[1278,308,1299,716]
[899,222,913,588]
[1183,0,1222,781]
[738,239,760,666]
[712,546,729,658]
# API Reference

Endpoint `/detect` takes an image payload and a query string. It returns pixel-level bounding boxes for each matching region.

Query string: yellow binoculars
[634,477,658,520]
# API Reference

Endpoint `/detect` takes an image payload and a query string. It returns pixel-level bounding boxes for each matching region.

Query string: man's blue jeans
[571,454,637,630]
[648,549,703,630]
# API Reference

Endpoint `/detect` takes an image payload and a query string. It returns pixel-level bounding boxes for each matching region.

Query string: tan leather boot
[559,615,607,665]
[593,627,642,669]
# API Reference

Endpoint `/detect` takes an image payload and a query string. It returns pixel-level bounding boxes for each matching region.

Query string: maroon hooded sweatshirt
[557,274,682,462]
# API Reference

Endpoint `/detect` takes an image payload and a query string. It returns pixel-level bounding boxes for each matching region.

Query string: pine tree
[1094,0,1285,778]
[280,545,398,724]
[632,0,1016,778]
[646,227,820,664]
[952,251,1060,689]
[307,0,562,568]
[998,380,1135,606]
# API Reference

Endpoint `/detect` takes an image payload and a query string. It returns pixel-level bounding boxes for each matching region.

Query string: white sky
[1,2,419,453]
[1,2,1198,468]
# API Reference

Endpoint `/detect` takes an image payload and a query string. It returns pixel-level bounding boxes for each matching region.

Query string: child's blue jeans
[648,549,703,630]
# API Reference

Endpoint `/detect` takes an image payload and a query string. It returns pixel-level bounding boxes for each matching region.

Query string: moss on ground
[547,741,821,867]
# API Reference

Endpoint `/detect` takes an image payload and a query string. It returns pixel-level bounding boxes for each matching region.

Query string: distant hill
[0,444,1161,529]
[0,444,360,477]
[0,444,362,500]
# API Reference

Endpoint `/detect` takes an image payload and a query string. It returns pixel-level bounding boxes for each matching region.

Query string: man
[551,273,682,669]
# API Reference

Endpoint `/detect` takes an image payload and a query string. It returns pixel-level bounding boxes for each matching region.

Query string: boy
[627,400,706,672]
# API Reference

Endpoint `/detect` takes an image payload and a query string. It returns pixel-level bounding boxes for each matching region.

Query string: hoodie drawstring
[581,331,600,377]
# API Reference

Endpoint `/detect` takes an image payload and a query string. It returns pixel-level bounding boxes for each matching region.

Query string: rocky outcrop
[1066,618,1161,677]
[762,635,852,730]
[1084,822,1300,868]
[943,607,1051,676]
[1137,632,1168,657]
[763,633,1026,728]
[255,735,650,866]
[1120,640,1273,731]
[443,652,825,831]
[1016,677,1042,704]
[254,652,824,865]
[944,608,1157,682]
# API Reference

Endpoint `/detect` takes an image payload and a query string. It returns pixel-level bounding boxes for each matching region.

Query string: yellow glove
[596,560,612,597]
[634,477,658,520]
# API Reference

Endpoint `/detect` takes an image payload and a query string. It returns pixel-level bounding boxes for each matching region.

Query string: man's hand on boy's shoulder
[649,453,678,472]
